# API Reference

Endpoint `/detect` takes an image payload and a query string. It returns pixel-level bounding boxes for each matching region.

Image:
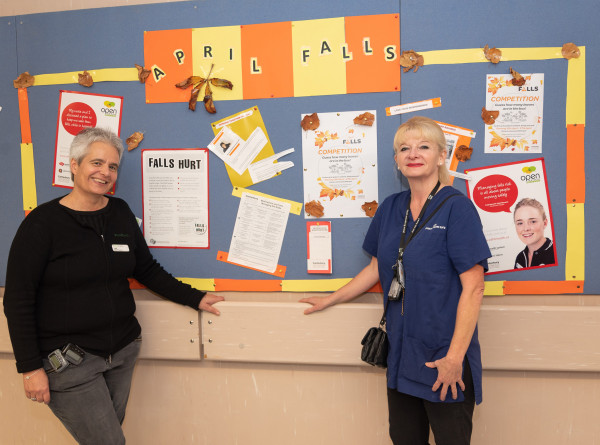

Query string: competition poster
[484,73,544,153]
[301,110,378,219]
[465,158,557,275]
[141,149,209,249]
[53,90,123,189]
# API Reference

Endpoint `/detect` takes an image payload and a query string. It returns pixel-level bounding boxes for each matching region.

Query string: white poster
[53,90,123,188]
[465,158,557,274]
[142,149,209,249]
[484,73,544,153]
[227,192,291,274]
[301,110,378,219]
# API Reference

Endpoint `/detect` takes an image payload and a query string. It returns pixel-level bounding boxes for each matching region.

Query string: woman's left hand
[199,293,225,315]
[425,355,464,401]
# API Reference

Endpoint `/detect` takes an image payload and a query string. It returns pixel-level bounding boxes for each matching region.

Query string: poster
[484,73,544,153]
[53,90,123,188]
[465,158,557,274]
[302,110,378,219]
[227,192,291,274]
[141,149,209,249]
[436,121,476,182]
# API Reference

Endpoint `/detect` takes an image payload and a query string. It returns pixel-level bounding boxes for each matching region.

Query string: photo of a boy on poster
[465,158,557,274]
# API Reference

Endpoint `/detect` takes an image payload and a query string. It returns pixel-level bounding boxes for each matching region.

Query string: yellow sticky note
[20,143,37,211]
[566,46,586,125]
[192,26,243,101]
[565,203,585,281]
[231,187,302,215]
[291,17,347,97]
[484,281,505,296]
[178,277,215,292]
[282,278,351,292]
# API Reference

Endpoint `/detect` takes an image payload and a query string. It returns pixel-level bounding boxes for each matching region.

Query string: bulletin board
[0,0,599,295]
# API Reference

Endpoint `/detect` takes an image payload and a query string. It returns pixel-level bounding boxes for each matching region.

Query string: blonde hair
[514,198,547,221]
[393,116,450,184]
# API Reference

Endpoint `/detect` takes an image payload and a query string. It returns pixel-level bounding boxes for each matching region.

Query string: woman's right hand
[299,295,334,315]
[23,369,50,404]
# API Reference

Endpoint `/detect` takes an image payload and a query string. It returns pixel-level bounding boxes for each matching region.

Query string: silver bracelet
[24,368,42,380]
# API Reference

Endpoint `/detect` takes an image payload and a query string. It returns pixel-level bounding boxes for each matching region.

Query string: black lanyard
[397,181,441,262]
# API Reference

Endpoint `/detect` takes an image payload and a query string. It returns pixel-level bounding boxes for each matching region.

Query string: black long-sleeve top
[3,196,205,373]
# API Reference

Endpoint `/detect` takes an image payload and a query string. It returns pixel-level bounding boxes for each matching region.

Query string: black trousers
[387,359,475,445]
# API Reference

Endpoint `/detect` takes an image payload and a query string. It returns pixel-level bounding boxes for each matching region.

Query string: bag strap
[379,192,461,327]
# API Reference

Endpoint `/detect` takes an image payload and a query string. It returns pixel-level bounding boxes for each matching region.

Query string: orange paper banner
[18,88,32,144]
[214,279,283,292]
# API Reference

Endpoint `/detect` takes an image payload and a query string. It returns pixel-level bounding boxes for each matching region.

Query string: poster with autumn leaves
[301,110,378,219]
[484,73,544,153]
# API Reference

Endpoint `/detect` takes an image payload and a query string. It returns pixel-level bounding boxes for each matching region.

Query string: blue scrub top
[363,186,491,404]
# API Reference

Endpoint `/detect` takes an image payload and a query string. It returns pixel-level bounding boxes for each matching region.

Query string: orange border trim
[214,279,282,292]
[17,88,32,144]
[566,124,585,204]
[504,280,584,295]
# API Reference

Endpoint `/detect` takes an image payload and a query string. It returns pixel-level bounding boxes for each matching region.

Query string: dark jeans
[387,359,475,445]
[43,338,142,445]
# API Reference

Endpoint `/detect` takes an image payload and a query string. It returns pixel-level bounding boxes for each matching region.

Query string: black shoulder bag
[360,186,459,368]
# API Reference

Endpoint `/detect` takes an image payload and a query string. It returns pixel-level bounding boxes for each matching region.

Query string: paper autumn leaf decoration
[489,131,517,151]
[361,200,378,217]
[134,64,151,83]
[301,113,320,131]
[314,131,339,149]
[455,145,473,162]
[353,112,375,126]
[562,42,580,60]
[304,200,324,218]
[126,132,144,151]
[483,44,502,64]
[175,64,233,114]
[399,50,424,73]
[78,71,94,87]
[481,107,500,125]
[13,72,35,89]
[509,67,526,86]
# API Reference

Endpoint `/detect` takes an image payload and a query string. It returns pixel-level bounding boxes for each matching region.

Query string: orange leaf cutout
[134,64,151,83]
[301,113,320,131]
[78,71,94,87]
[483,44,502,64]
[304,200,324,218]
[13,72,35,89]
[562,42,580,60]
[509,67,525,86]
[455,145,473,162]
[399,50,424,73]
[353,112,375,126]
[361,200,378,217]
[126,132,144,151]
[481,107,499,125]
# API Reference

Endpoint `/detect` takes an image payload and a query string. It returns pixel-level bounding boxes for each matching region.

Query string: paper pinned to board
[248,148,295,183]
[307,221,332,274]
[207,125,267,175]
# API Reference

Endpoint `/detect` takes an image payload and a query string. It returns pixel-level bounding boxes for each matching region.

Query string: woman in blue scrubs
[301,116,491,445]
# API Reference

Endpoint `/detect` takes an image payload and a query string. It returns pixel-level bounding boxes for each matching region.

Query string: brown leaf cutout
[562,43,580,60]
[78,71,94,87]
[509,67,526,86]
[481,107,500,125]
[134,64,151,83]
[203,81,216,114]
[399,50,424,73]
[353,112,375,126]
[455,145,473,162]
[126,132,144,151]
[189,88,200,111]
[305,200,324,218]
[13,72,35,89]
[210,78,233,90]
[361,200,378,218]
[175,76,204,89]
[301,113,320,131]
[483,44,502,64]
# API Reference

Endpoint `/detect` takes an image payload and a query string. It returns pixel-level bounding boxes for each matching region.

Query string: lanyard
[397,181,441,261]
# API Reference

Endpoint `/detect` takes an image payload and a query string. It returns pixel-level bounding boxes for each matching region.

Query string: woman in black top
[4,127,223,445]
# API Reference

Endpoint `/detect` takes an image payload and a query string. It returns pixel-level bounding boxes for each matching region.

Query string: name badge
[112,244,130,252]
